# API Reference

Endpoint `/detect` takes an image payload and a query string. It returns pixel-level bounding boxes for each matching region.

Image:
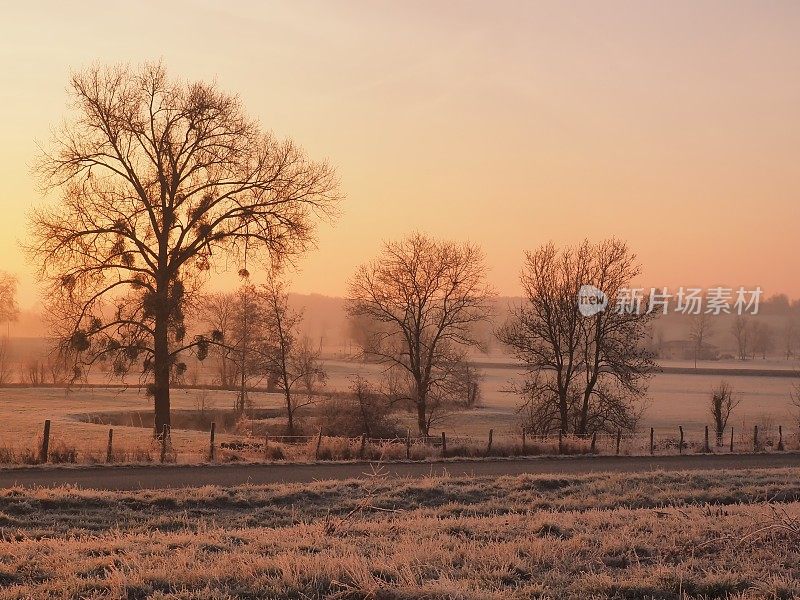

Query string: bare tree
[710,380,739,446]
[200,292,237,388]
[262,275,326,434]
[0,272,19,332]
[751,320,774,360]
[347,233,494,436]
[689,313,714,368]
[783,318,798,360]
[731,315,751,361]
[499,239,655,436]
[0,337,13,385]
[27,63,340,435]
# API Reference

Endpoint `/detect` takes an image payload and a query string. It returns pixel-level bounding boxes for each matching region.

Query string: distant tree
[688,313,714,368]
[783,318,799,360]
[200,292,238,388]
[262,275,326,434]
[347,233,494,436]
[709,380,739,446]
[499,239,655,436]
[751,320,774,360]
[0,272,19,328]
[731,315,751,361]
[0,337,12,385]
[28,62,340,435]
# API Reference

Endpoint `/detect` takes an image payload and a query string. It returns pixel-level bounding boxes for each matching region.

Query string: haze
[1,0,798,310]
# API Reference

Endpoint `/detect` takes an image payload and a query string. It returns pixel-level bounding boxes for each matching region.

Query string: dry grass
[0,468,798,598]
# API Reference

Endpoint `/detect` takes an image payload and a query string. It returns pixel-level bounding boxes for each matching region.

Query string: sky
[1,1,798,309]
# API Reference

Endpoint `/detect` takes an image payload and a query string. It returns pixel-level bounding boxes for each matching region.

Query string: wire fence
[7,419,800,466]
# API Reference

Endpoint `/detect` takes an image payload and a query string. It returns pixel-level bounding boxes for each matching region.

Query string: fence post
[106,428,114,463]
[679,426,684,454]
[359,433,367,459]
[590,432,597,454]
[40,420,51,463]
[487,429,493,455]
[441,431,447,458]
[209,422,216,462]
[650,427,654,455]
[405,429,411,459]
[615,429,622,455]
[778,425,785,451]
[160,424,169,463]
[558,430,563,455]
[704,425,710,453]
[521,429,527,455]
[730,427,734,453]
[263,434,269,460]
[315,429,323,460]
[753,425,759,453]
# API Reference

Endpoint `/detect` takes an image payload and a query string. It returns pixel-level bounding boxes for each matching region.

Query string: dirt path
[1,452,799,490]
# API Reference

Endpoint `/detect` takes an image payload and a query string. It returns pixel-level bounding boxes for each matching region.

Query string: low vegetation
[0,468,798,598]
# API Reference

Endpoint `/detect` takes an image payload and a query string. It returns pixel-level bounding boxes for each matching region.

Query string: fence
[10,419,800,466]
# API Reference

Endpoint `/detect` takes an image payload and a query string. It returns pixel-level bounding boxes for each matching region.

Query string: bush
[315,393,403,439]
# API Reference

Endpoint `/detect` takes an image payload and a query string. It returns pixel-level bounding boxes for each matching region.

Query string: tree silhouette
[27,63,340,435]
[347,233,493,435]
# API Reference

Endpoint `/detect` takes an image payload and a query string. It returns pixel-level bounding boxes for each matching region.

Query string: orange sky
[1,1,798,309]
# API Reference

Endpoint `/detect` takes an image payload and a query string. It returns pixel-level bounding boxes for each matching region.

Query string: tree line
[17,62,788,440]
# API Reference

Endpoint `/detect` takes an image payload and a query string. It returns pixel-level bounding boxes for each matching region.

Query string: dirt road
[0,453,798,491]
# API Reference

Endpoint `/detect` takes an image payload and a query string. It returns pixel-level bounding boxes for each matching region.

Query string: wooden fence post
[730,427,734,453]
[263,434,269,460]
[160,424,169,463]
[406,429,411,460]
[753,425,759,453]
[106,428,114,463]
[315,429,323,460]
[359,433,367,459]
[650,427,654,455]
[615,429,622,455]
[487,429,493,455]
[704,425,710,453]
[521,429,527,455]
[590,432,597,454]
[209,422,216,461]
[558,430,563,455]
[778,425,784,451]
[679,426,684,454]
[441,431,447,458]
[40,420,51,463]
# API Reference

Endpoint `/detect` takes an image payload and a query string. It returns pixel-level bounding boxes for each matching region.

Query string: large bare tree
[27,63,340,435]
[499,239,655,436]
[347,233,494,435]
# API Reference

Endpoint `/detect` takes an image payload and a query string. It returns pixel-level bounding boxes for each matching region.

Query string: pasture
[0,468,798,598]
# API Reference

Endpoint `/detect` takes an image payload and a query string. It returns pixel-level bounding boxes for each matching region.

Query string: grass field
[0,357,797,464]
[0,467,798,598]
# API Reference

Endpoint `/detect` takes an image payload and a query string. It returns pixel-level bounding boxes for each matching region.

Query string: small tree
[688,313,714,368]
[0,273,19,329]
[731,316,751,361]
[710,380,739,446]
[347,233,494,435]
[262,275,326,434]
[200,292,238,388]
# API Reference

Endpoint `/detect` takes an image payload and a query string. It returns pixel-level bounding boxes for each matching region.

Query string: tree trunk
[153,307,171,438]
[285,389,294,435]
[416,401,427,437]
